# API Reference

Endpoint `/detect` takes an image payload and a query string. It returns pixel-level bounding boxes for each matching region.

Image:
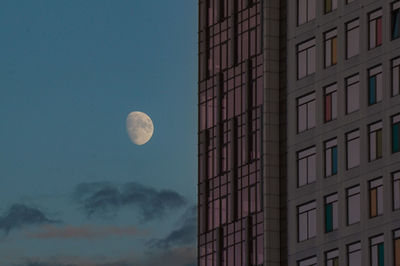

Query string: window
[346,19,360,58]
[298,256,317,266]
[347,185,360,225]
[324,29,338,68]
[346,130,360,169]
[324,84,338,122]
[392,57,400,96]
[368,65,383,105]
[325,0,337,14]
[393,171,400,210]
[392,1,400,40]
[370,235,384,266]
[297,93,316,132]
[369,178,383,217]
[297,39,316,79]
[394,229,400,266]
[346,74,360,114]
[325,193,338,233]
[369,121,383,161]
[325,138,338,177]
[298,201,316,242]
[392,114,400,153]
[326,249,339,266]
[348,242,361,266]
[298,0,316,26]
[297,146,316,187]
[369,9,383,49]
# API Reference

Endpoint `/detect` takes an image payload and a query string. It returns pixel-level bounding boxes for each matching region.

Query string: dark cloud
[148,205,197,249]
[73,182,187,222]
[25,224,148,240]
[14,246,196,266]
[0,204,60,234]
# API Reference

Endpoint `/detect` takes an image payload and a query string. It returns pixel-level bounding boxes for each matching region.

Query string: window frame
[392,1,400,40]
[324,83,338,122]
[370,234,384,266]
[325,193,338,233]
[297,38,316,79]
[346,130,360,169]
[368,9,383,50]
[369,177,383,218]
[298,201,317,242]
[324,138,338,177]
[368,65,383,105]
[297,92,316,133]
[346,74,360,114]
[297,146,317,187]
[346,19,360,59]
[325,249,339,266]
[324,29,338,68]
[392,57,400,97]
[368,121,383,161]
[347,241,361,266]
[347,185,361,225]
[298,0,316,26]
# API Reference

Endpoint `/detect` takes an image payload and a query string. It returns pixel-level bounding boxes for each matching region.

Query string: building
[198,0,400,265]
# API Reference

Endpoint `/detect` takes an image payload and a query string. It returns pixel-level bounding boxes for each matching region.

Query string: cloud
[25,224,148,240]
[148,205,197,249]
[0,204,60,234]
[13,246,196,266]
[73,182,187,222]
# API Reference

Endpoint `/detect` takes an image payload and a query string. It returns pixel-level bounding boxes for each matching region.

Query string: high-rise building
[198,0,400,265]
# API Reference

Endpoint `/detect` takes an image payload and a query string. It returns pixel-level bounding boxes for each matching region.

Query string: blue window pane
[378,243,384,266]
[369,76,376,105]
[394,124,400,153]
[332,146,338,175]
[325,204,333,232]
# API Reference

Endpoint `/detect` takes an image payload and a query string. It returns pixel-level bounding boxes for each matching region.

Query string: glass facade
[198,0,263,265]
[200,0,400,265]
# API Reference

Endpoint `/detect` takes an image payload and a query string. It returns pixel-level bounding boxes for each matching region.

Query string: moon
[126,111,154,145]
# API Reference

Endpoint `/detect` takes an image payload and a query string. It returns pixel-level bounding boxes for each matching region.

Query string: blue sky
[0,1,197,265]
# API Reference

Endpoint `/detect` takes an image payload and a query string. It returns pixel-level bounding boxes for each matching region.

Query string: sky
[0,1,197,265]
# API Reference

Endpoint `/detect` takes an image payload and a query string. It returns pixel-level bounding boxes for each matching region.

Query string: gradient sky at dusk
[0,1,197,265]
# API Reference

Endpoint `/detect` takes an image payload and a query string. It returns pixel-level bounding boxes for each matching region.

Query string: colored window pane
[332,37,337,64]
[325,203,333,232]
[370,76,376,105]
[393,124,400,153]
[395,238,400,266]
[393,9,400,39]
[378,243,384,266]
[377,18,382,46]
[325,94,332,121]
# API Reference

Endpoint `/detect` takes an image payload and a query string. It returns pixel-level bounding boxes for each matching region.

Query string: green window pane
[325,204,333,232]
[325,0,332,13]
[332,146,338,175]
[378,243,384,266]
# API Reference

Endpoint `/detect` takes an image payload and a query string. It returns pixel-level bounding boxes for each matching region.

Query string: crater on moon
[126,111,154,145]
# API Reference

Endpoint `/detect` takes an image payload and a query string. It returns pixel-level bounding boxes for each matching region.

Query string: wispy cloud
[73,182,187,222]
[25,224,148,240]
[148,205,196,249]
[0,204,60,234]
